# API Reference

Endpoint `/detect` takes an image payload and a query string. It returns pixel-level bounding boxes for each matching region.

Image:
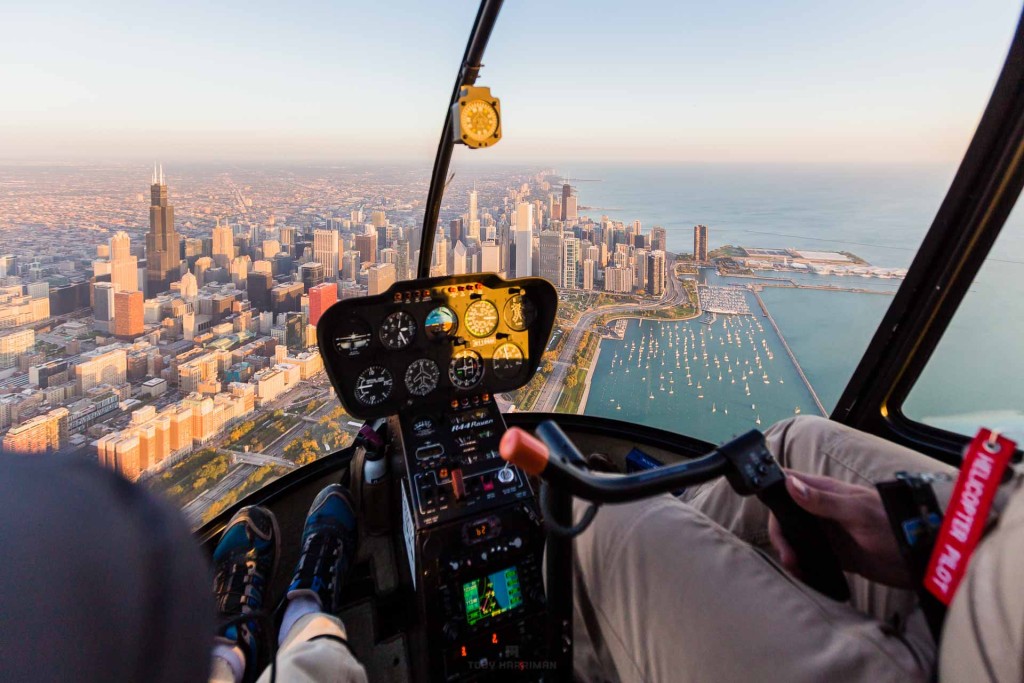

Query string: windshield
[0,1,472,526]
[1,1,1021,526]
[429,0,1024,442]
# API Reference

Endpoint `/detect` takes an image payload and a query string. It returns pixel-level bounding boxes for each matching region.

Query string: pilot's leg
[571,493,928,683]
[256,613,367,683]
[682,416,953,634]
[255,484,368,683]
[211,485,368,683]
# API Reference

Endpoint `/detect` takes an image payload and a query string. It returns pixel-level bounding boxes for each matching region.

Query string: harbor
[582,268,896,443]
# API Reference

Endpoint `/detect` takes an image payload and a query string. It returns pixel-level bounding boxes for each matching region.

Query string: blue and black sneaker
[212,505,280,681]
[285,484,358,614]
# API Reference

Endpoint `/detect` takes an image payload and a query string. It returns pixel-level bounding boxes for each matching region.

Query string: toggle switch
[451,468,466,501]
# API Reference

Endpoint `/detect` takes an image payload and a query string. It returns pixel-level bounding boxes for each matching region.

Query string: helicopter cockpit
[4,0,1024,680]
[185,2,1024,680]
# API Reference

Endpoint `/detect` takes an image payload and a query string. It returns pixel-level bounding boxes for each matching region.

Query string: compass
[452,86,502,149]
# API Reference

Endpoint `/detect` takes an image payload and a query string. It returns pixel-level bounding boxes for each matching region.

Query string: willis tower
[145,164,181,296]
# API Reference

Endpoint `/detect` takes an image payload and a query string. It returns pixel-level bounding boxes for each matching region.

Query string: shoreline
[577,345,601,414]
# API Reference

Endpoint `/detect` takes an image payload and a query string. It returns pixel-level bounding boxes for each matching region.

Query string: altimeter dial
[465,299,499,338]
[448,349,484,389]
[353,365,393,406]
[380,311,417,350]
[404,359,440,397]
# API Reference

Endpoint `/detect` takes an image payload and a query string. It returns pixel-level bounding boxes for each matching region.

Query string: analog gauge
[460,99,500,145]
[492,342,525,380]
[404,358,440,397]
[449,349,484,389]
[425,306,458,340]
[464,299,500,338]
[353,365,393,406]
[334,318,373,356]
[503,294,536,332]
[380,311,417,350]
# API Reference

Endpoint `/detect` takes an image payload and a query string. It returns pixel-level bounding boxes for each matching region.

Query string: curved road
[532,258,691,413]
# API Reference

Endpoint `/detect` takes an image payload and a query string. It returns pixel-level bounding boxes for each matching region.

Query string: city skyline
[1,158,1021,522]
[0,165,673,478]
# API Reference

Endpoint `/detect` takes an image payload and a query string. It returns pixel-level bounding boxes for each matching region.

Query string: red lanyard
[923,428,1016,605]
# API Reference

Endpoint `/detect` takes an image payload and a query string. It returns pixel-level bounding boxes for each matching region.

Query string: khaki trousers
[572,415,955,683]
[210,613,368,683]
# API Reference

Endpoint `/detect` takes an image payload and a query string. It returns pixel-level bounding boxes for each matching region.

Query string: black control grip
[757,480,850,601]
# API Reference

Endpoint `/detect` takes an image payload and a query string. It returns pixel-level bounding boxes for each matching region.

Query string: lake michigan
[572,163,1024,443]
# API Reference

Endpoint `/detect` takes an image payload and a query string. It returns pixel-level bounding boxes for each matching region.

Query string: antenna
[152,163,158,185]
[158,163,164,185]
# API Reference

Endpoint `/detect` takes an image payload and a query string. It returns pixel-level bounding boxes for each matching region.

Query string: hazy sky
[1,0,1021,164]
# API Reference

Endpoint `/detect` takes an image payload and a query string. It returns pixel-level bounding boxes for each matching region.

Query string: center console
[317,274,558,681]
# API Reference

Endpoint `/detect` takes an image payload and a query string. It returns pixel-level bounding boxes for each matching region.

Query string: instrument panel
[316,274,557,420]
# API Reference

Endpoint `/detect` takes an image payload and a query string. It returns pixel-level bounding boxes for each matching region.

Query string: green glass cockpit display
[462,565,523,627]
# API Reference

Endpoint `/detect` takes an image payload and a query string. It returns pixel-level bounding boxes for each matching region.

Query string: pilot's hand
[768,471,911,589]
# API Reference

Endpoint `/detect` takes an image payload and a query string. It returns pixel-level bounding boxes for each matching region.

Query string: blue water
[574,164,1024,441]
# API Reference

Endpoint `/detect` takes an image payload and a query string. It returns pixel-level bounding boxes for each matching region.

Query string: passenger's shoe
[212,505,280,680]
[286,484,358,613]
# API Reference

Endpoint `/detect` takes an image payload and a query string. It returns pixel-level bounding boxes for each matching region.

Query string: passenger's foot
[285,483,358,615]
[212,505,280,682]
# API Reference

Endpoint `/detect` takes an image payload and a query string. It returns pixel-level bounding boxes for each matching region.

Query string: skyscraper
[368,263,396,295]
[354,234,377,264]
[647,250,667,297]
[93,282,115,333]
[246,271,273,312]
[651,226,667,253]
[538,231,563,285]
[299,262,325,292]
[514,202,534,278]
[313,229,341,278]
[212,220,235,267]
[561,237,579,289]
[271,282,304,315]
[694,224,708,263]
[564,195,578,221]
[114,290,144,339]
[308,282,337,327]
[468,187,481,241]
[145,165,181,297]
[480,241,501,275]
[396,240,411,282]
[560,183,572,221]
[453,240,468,275]
[109,231,139,293]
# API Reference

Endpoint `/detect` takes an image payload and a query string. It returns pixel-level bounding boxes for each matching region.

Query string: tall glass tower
[145,164,181,296]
